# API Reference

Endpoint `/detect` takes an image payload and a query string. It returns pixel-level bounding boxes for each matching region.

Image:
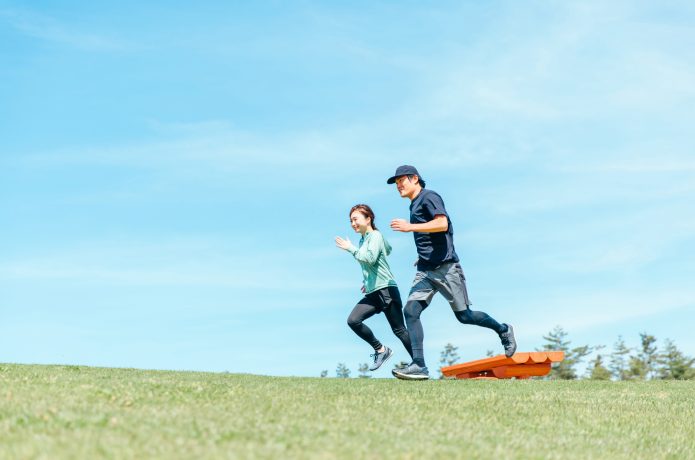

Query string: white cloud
[0,237,352,292]
[0,8,130,51]
[18,121,368,173]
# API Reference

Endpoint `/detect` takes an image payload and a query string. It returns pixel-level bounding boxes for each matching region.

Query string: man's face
[395,175,418,198]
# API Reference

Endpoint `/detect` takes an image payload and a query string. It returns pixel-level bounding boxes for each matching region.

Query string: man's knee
[404,300,426,321]
[455,308,474,324]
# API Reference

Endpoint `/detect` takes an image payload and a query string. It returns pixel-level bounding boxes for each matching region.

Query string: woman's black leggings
[347,286,413,358]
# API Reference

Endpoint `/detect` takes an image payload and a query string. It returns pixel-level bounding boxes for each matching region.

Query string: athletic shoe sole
[392,369,430,381]
[502,324,517,358]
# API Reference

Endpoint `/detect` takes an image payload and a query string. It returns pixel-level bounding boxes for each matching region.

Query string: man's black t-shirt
[409,189,459,271]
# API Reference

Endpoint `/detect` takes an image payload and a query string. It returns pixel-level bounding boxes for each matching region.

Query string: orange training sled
[440,351,565,380]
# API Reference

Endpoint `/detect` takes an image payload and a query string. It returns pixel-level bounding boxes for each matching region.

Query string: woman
[335,204,412,371]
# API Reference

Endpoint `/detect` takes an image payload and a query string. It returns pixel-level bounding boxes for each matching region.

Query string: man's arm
[390,214,448,233]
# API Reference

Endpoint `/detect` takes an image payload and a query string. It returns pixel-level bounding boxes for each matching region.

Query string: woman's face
[350,211,371,234]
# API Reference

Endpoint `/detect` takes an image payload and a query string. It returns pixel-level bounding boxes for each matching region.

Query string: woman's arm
[335,236,353,251]
[350,233,381,264]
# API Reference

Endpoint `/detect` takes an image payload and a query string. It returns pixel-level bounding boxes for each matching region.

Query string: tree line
[537,325,695,380]
[322,325,695,380]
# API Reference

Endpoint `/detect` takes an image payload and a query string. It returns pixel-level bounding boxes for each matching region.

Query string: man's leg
[454,310,517,357]
[454,308,505,333]
[404,299,428,367]
[382,287,413,359]
[392,272,436,380]
[391,299,431,379]
[402,270,437,368]
[442,263,517,356]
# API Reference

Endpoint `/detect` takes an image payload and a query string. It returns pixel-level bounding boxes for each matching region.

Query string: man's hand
[392,215,448,233]
[390,218,412,232]
[335,236,352,251]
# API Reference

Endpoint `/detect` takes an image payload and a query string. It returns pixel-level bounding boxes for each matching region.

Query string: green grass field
[1,363,694,459]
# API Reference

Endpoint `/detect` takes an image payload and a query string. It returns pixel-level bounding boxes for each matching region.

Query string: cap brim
[386,176,398,184]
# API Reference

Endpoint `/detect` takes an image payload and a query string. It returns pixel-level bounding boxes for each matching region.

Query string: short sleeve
[423,192,448,219]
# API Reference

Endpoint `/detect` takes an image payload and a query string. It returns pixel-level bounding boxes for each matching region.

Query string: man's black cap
[386,165,422,184]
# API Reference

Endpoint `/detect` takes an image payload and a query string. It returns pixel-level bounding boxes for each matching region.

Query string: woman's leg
[347,302,382,351]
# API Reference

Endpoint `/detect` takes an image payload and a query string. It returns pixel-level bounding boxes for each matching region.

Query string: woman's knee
[391,325,407,336]
[347,314,361,328]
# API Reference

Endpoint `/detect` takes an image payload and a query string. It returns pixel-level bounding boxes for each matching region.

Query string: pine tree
[440,343,460,366]
[657,339,695,380]
[336,363,351,378]
[438,343,460,379]
[395,361,409,370]
[357,363,371,378]
[539,325,592,380]
[609,336,631,380]
[640,332,659,379]
[627,332,658,380]
[588,353,612,380]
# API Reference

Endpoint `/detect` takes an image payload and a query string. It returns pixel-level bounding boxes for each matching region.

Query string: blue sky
[1,1,694,377]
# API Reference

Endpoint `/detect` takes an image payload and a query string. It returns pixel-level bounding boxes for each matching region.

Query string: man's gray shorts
[407,262,471,312]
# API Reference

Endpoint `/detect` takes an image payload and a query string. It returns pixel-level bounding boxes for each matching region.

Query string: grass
[1,363,694,459]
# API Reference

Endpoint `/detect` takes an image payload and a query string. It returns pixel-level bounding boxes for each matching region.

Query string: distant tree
[438,343,460,379]
[627,332,658,380]
[336,363,351,378]
[588,353,612,380]
[395,360,409,370]
[485,349,495,358]
[320,370,328,378]
[440,343,460,366]
[657,339,695,380]
[639,332,659,379]
[609,336,632,380]
[357,363,371,378]
[539,325,592,380]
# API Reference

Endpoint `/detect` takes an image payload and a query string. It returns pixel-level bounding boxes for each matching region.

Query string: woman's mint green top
[346,230,397,294]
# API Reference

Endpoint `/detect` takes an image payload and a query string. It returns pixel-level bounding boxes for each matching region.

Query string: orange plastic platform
[440,351,565,380]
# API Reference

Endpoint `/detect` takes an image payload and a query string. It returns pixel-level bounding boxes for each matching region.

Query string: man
[387,165,517,380]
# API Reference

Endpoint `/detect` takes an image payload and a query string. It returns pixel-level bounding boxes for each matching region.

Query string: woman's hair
[349,204,377,230]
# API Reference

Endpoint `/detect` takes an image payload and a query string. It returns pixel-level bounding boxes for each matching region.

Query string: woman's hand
[335,236,352,251]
